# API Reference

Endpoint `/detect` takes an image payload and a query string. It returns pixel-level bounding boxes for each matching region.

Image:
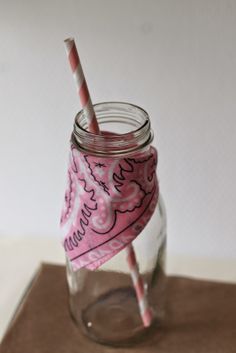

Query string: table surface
[1,236,236,341]
[1,264,236,353]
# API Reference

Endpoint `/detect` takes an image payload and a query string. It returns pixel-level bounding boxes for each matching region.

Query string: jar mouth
[72,102,153,156]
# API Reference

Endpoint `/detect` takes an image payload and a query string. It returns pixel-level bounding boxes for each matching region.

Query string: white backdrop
[1,0,236,274]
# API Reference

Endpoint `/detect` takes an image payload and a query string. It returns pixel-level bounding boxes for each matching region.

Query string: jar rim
[72,101,153,157]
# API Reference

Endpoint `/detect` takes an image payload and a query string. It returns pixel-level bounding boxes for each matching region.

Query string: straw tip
[64,37,75,44]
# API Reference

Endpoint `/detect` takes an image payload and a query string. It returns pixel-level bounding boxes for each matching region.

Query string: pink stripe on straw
[64,37,152,327]
[68,43,80,71]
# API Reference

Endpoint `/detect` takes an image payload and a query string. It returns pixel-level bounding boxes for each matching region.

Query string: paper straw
[64,37,152,327]
[64,38,99,133]
[126,244,153,326]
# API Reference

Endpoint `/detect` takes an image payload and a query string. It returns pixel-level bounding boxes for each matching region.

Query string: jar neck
[72,102,153,157]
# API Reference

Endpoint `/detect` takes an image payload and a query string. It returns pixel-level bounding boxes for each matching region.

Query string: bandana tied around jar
[61,144,159,271]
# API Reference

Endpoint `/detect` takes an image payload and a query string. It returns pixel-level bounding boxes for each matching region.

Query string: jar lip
[72,101,153,156]
[74,101,150,137]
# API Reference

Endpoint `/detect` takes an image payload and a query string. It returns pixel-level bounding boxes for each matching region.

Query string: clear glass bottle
[65,102,167,346]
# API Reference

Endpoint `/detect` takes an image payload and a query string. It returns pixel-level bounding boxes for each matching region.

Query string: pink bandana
[61,144,159,270]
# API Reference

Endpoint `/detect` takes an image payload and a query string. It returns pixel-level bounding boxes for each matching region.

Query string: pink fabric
[61,144,159,270]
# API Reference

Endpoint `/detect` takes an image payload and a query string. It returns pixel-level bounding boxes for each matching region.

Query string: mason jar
[62,102,167,347]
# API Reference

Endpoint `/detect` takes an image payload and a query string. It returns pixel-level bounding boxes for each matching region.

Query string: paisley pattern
[61,144,159,270]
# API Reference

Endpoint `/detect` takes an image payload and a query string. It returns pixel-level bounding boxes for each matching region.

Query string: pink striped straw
[126,244,152,326]
[64,37,152,327]
[64,38,99,134]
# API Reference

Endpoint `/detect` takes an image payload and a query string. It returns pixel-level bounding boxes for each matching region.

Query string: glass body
[66,102,167,346]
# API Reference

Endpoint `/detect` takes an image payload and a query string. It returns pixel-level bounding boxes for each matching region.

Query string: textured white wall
[1,0,236,265]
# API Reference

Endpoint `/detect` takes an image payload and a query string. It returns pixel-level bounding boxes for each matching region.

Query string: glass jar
[65,102,167,346]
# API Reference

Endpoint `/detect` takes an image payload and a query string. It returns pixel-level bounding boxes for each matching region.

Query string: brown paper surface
[1,263,236,353]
